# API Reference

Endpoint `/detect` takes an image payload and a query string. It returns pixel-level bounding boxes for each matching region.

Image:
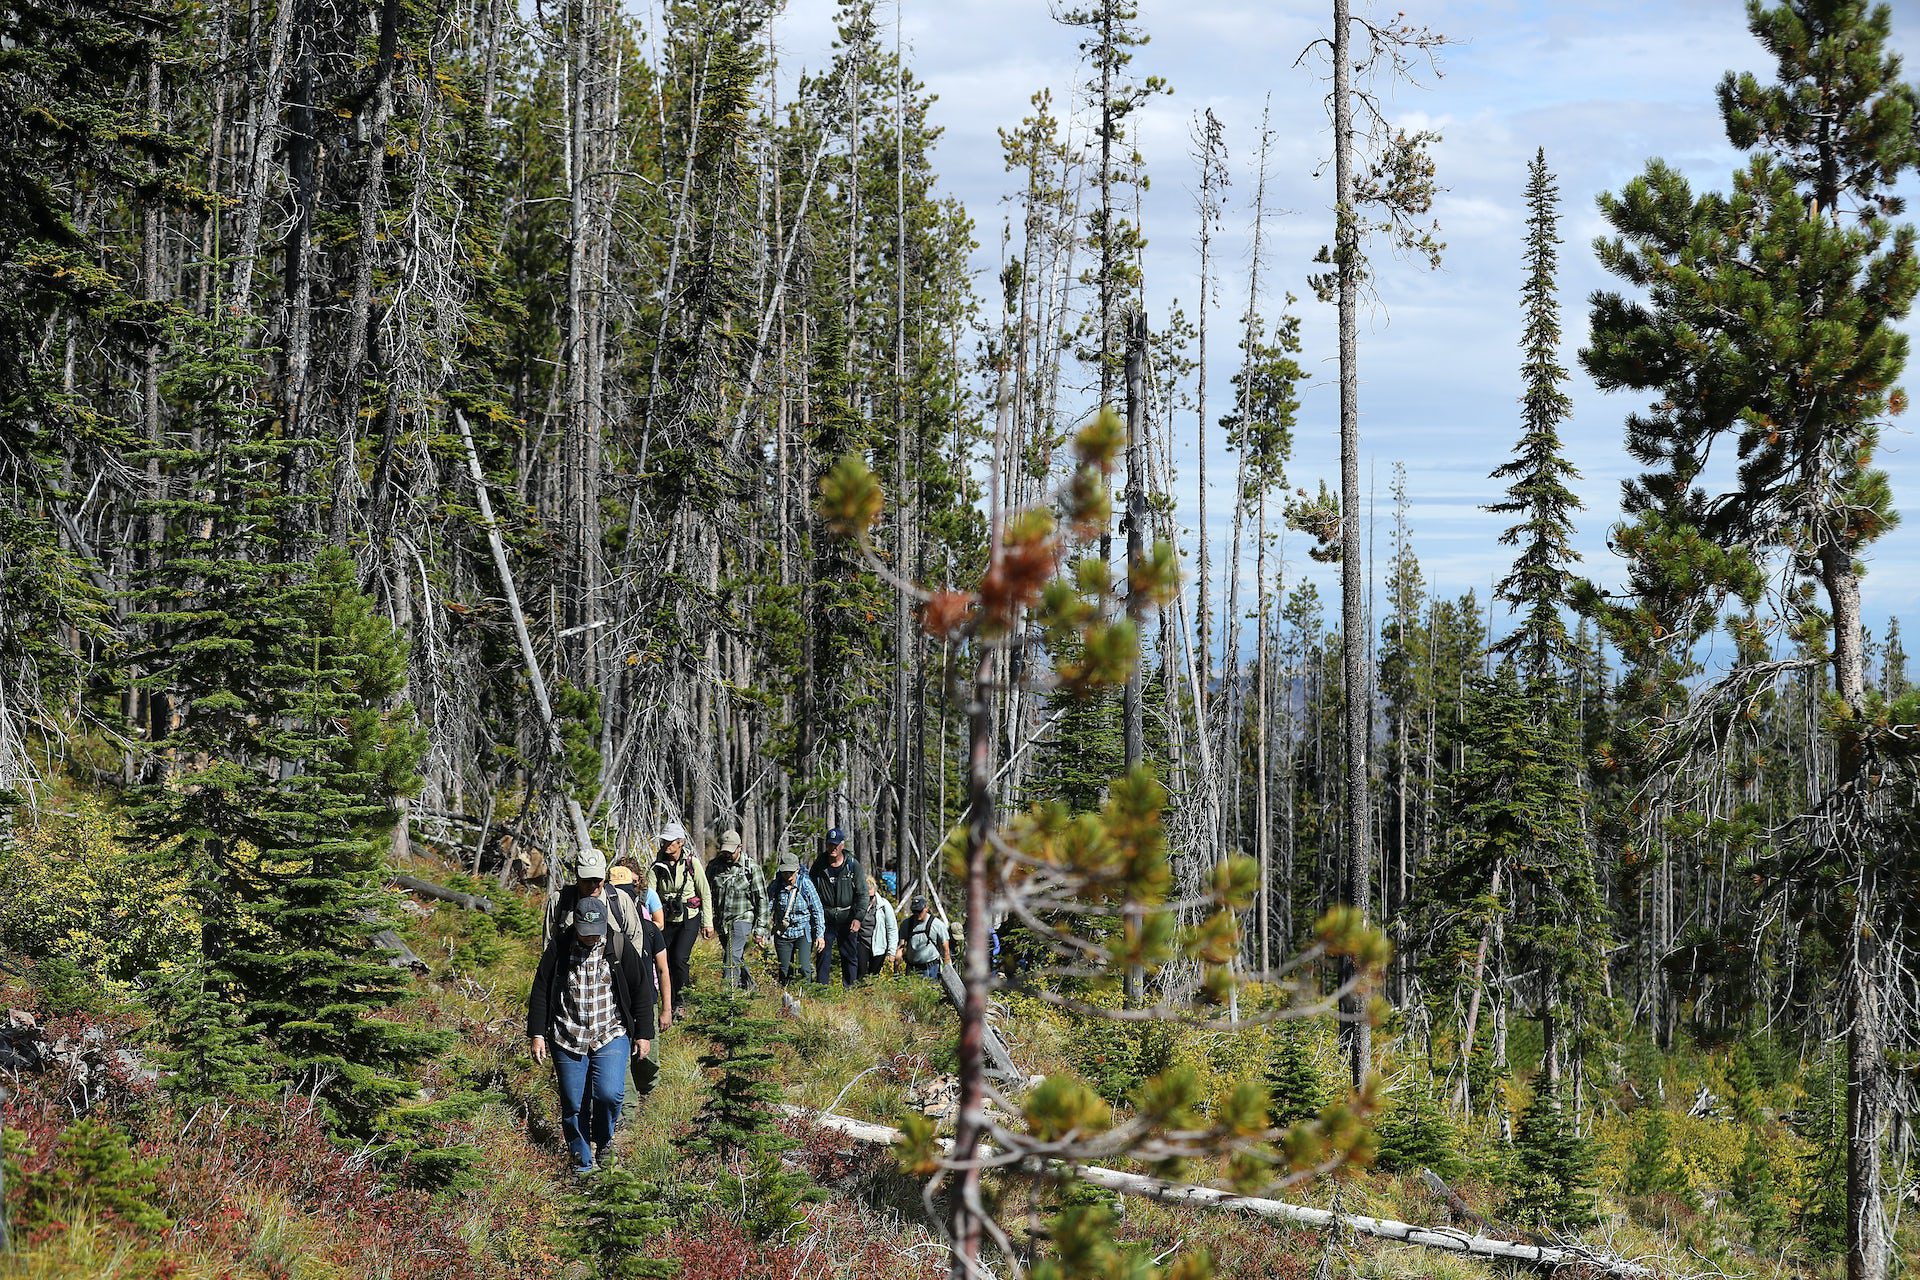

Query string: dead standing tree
[1295,0,1445,1092]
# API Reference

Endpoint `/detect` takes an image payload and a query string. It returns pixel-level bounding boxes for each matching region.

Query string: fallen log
[391,873,493,914]
[935,961,1022,1083]
[355,909,428,972]
[791,1108,1658,1278]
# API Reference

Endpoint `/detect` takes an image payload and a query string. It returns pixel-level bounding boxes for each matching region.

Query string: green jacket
[645,851,712,931]
[706,851,766,933]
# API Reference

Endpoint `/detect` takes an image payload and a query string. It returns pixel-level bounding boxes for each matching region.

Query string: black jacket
[810,853,869,925]
[527,923,663,1043]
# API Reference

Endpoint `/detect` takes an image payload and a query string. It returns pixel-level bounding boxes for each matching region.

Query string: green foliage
[1373,1077,1462,1180]
[561,1163,678,1279]
[1795,1051,1849,1256]
[1032,1202,1211,1280]
[1069,1008,1176,1106]
[689,990,820,1240]
[0,803,197,999]
[1264,1025,1326,1129]
[1622,1108,1695,1204]
[1502,1083,1597,1230]
[11,1118,171,1237]
[1731,1131,1788,1246]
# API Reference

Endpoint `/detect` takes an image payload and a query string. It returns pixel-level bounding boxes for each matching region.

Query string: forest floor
[0,842,1908,1278]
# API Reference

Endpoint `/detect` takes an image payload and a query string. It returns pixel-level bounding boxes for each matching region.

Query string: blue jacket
[770,871,824,942]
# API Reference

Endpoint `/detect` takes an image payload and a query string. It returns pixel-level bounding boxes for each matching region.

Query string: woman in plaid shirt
[527,891,670,1174]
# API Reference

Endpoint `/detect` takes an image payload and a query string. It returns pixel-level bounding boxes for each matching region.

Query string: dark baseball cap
[573,895,608,937]
[911,896,928,912]
[827,827,846,845]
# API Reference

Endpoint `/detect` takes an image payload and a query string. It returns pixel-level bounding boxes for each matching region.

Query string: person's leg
[552,1045,594,1171]
[665,920,697,1014]
[838,920,860,987]
[814,924,835,983]
[723,917,749,989]
[774,934,796,982]
[588,1035,630,1166]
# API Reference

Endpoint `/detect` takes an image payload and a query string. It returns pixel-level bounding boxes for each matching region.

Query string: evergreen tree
[1622,1107,1695,1204]
[1265,1025,1327,1129]
[1372,1078,1463,1180]
[134,326,437,1136]
[563,1164,677,1279]
[690,991,820,1241]
[1732,1132,1788,1246]
[1583,6,1920,1270]
[1490,149,1582,682]
[1502,1082,1597,1230]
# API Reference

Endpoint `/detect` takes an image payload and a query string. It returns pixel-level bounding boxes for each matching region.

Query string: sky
[771,0,1920,643]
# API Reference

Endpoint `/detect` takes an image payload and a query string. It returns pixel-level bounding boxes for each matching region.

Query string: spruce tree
[1502,1081,1597,1231]
[1732,1132,1788,1246]
[1491,149,1582,683]
[134,301,436,1140]
[1583,6,1920,1271]
[1265,1025,1327,1129]
[1622,1107,1695,1204]
[689,991,820,1241]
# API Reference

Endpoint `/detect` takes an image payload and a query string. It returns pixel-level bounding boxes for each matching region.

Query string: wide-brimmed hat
[608,865,637,887]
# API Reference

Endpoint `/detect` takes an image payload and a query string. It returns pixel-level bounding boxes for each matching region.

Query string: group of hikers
[525,823,954,1174]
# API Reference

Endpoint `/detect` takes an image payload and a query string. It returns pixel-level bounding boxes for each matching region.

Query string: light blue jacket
[771,871,824,943]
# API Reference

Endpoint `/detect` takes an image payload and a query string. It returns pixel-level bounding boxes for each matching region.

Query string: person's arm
[939,923,952,966]
[806,878,826,951]
[848,861,867,932]
[527,942,558,1062]
[750,859,768,935]
[654,943,673,1029]
[694,859,714,937]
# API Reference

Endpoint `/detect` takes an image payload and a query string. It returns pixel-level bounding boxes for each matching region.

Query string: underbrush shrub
[0,803,195,997]
[561,1163,676,1278]
[1069,1005,1175,1105]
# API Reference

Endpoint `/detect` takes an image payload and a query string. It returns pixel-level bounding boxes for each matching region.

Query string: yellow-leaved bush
[0,801,197,996]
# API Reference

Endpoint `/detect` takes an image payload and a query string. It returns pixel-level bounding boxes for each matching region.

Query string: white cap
[659,821,688,844]
[575,848,608,880]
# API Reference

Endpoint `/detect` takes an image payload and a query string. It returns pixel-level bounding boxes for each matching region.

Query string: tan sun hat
[718,830,742,853]
[608,864,638,887]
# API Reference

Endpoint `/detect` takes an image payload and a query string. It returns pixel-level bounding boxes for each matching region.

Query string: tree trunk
[1332,0,1373,1092]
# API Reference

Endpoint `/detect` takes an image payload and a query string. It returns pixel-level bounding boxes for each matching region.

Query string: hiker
[865,873,898,980]
[526,890,671,1175]
[897,896,951,978]
[609,857,665,928]
[544,849,644,945]
[769,853,824,982]
[707,830,767,990]
[809,827,869,987]
[645,822,711,1021]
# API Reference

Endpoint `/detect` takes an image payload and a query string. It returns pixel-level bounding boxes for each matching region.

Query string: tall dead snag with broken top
[820,408,1389,1280]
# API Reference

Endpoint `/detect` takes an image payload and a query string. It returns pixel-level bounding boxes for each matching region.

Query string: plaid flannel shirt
[551,939,621,1054]
[708,853,766,933]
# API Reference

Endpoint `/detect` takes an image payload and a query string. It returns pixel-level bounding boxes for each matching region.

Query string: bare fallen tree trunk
[795,1108,1658,1278]
[935,961,1021,1083]
[357,909,429,971]
[390,873,494,914]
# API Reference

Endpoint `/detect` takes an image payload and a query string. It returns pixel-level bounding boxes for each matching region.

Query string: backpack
[903,914,937,957]
[548,882,643,944]
[653,856,701,924]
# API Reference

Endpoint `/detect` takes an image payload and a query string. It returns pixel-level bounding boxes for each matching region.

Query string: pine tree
[1372,1078,1462,1180]
[1503,1081,1596,1230]
[1622,1107,1695,1204]
[563,1163,677,1279]
[689,991,820,1241]
[1583,6,1920,1271]
[1732,1132,1788,1246]
[1265,1025,1327,1129]
[134,325,438,1135]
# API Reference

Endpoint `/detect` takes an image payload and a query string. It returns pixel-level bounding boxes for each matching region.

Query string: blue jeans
[915,959,942,979]
[553,1034,630,1171]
